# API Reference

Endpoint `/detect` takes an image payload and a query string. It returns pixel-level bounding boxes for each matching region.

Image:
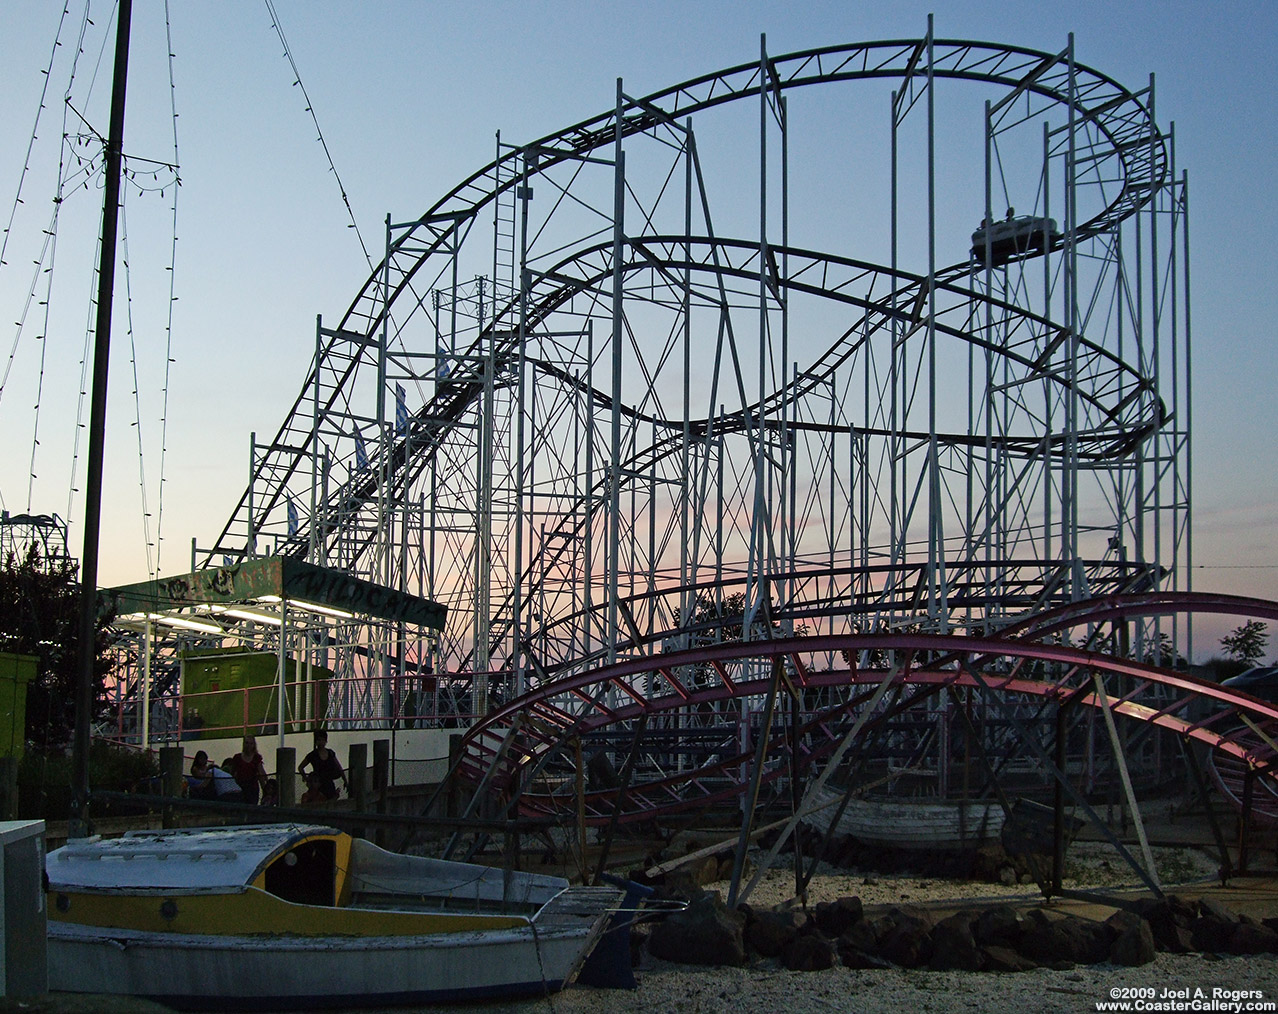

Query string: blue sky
[0,0,1275,660]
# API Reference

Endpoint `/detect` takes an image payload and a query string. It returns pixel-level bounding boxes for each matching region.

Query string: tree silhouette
[1221,621,1269,667]
[0,545,114,749]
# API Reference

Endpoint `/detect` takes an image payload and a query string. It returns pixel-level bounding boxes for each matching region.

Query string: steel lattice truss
[453,593,1278,829]
[176,29,1209,828]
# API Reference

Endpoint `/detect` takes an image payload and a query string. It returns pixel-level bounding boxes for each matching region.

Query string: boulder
[1228,920,1278,955]
[981,944,1038,973]
[691,855,723,887]
[647,890,747,967]
[813,896,864,938]
[839,918,879,955]
[745,905,808,958]
[1019,909,1112,966]
[1132,897,1195,954]
[974,905,1023,948]
[876,906,935,968]
[1191,911,1238,954]
[1106,911,1156,967]
[929,912,983,971]
[783,932,836,971]
[837,935,892,969]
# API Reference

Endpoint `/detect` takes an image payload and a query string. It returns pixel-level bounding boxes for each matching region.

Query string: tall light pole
[70,0,132,839]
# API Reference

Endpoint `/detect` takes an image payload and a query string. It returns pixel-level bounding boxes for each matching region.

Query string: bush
[18,741,159,820]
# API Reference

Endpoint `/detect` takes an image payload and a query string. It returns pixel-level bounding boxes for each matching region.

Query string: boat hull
[803,787,1005,850]
[50,907,609,1010]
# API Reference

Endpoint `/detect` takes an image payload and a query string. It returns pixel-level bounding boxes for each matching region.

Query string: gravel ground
[472,952,1278,1014]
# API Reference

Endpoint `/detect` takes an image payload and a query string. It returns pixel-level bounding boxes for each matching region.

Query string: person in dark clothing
[298,730,346,800]
[188,750,217,800]
[227,734,268,804]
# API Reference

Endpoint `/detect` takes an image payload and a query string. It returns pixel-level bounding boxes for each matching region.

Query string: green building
[180,647,331,739]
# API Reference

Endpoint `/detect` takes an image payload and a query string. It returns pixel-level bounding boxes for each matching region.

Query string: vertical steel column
[981,101,995,632]
[781,94,795,639]
[276,602,290,748]
[1148,77,1162,617]
[247,432,257,557]
[607,81,625,665]
[141,616,152,752]
[1065,34,1081,597]
[311,316,322,565]
[1042,123,1054,567]
[889,87,902,609]
[583,320,596,662]
[377,215,392,588]
[680,120,694,639]
[745,34,770,639]
[1181,171,1194,659]
[925,15,946,628]
[512,150,532,696]
[474,341,494,709]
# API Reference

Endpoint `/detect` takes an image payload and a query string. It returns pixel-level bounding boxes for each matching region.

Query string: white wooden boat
[801,786,1005,850]
[46,823,623,1010]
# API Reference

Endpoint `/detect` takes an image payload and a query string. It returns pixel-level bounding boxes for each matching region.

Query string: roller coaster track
[195,33,1207,838]
[455,594,1278,827]
[265,234,1163,644]
[208,36,1165,564]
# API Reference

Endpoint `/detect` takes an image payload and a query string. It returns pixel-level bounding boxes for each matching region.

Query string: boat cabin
[46,823,569,937]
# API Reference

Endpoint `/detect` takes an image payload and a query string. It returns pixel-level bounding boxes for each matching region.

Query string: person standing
[298,730,347,801]
[227,734,268,805]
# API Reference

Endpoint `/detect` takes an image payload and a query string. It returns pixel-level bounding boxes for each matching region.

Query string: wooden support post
[446,734,463,819]
[592,715,649,885]
[1239,769,1254,875]
[1182,740,1233,882]
[372,739,390,846]
[276,746,296,808]
[348,742,368,840]
[160,746,184,828]
[0,757,16,820]
[574,737,588,885]
[1052,700,1067,897]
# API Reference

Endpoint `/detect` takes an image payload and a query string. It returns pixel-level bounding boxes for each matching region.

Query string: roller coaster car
[971,214,1060,267]
[1222,666,1278,705]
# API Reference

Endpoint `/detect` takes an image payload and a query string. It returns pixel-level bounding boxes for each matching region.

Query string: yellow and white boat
[46,823,623,1010]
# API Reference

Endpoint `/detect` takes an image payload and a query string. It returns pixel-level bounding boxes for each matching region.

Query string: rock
[783,932,836,971]
[659,870,706,902]
[974,905,1022,948]
[929,912,982,971]
[838,940,892,969]
[981,944,1038,973]
[998,865,1018,886]
[1185,910,1237,956]
[647,890,747,967]
[1228,921,1278,955]
[692,855,722,887]
[813,896,864,938]
[1198,898,1240,925]
[839,918,879,954]
[971,843,1011,882]
[877,906,935,968]
[1107,911,1157,966]
[745,906,808,958]
[1132,897,1195,953]
[1019,909,1112,966]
